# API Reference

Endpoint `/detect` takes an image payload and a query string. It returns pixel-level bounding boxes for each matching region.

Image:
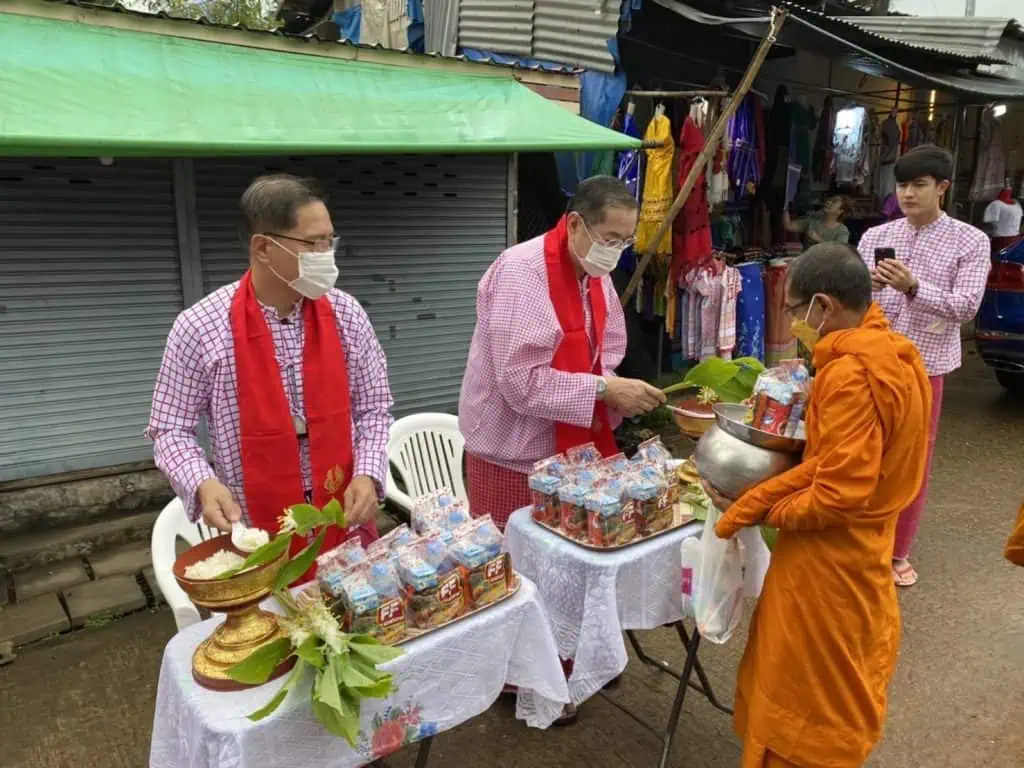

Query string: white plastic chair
[151,497,218,631]
[385,413,468,515]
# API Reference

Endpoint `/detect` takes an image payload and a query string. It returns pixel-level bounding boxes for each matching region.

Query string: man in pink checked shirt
[459,176,665,532]
[857,145,990,588]
[146,175,393,579]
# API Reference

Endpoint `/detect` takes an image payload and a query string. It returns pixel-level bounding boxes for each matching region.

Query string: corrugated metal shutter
[0,158,181,482]
[193,155,508,417]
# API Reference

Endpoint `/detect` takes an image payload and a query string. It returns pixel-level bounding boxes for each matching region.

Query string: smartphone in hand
[874,247,896,266]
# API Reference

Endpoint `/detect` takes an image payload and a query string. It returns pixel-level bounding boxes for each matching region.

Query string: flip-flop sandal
[893,561,918,588]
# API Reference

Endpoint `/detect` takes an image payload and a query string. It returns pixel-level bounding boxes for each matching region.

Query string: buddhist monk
[1005,502,1024,567]
[703,243,932,767]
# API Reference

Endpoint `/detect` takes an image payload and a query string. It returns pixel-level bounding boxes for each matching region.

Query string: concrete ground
[1,351,1022,768]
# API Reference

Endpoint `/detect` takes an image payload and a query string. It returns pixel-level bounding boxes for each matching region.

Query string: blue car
[976,238,1024,393]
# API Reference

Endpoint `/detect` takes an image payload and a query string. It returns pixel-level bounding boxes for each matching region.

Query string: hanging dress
[671,115,714,284]
[635,113,674,256]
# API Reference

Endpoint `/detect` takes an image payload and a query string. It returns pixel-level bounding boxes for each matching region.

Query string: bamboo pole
[620,7,788,308]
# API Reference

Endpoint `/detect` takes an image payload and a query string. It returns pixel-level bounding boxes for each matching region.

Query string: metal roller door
[0,159,181,482]
[194,155,509,416]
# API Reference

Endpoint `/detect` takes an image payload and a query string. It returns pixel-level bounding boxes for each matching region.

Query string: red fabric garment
[543,217,618,457]
[671,116,714,285]
[229,270,355,585]
[998,188,1015,204]
[465,453,532,532]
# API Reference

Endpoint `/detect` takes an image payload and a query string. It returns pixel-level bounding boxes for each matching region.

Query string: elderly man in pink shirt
[146,174,393,580]
[857,145,990,587]
[459,175,665,532]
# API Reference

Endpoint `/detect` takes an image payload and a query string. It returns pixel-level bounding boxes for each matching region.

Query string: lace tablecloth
[506,508,703,707]
[149,577,569,768]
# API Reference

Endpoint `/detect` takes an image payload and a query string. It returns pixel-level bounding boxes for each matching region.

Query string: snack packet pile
[528,439,683,548]
[747,359,811,437]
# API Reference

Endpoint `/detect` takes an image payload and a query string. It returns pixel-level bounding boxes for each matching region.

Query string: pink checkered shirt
[458,235,628,475]
[145,282,394,523]
[857,213,990,376]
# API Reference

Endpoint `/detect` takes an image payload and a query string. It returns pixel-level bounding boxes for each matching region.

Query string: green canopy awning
[0,13,641,156]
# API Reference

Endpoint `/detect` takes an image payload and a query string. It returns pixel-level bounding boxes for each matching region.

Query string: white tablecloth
[150,576,569,768]
[506,508,702,708]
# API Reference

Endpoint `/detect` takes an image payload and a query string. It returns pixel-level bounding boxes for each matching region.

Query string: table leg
[414,736,433,768]
[370,736,433,768]
[625,626,733,715]
[657,628,701,768]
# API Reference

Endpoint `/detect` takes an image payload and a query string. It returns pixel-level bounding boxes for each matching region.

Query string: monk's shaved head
[788,243,873,311]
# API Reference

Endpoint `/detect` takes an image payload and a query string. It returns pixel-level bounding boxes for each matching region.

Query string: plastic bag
[680,502,745,644]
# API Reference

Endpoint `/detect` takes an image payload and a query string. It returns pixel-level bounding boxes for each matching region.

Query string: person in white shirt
[983,188,1023,250]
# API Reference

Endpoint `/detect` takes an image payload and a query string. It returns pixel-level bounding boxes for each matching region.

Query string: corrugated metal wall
[533,0,619,72]
[0,158,182,482]
[451,0,617,71]
[193,154,508,417]
[425,0,461,56]
[458,0,535,57]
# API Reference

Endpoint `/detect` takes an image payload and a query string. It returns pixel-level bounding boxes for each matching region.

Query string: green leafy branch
[662,356,766,404]
[220,499,405,744]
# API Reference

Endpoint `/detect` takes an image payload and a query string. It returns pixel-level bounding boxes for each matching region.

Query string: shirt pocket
[909,307,948,336]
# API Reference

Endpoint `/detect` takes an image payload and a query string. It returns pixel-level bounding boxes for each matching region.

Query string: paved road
[1,351,1022,768]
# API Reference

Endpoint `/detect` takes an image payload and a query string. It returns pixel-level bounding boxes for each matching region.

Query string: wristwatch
[905,282,919,300]
[596,376,608,400]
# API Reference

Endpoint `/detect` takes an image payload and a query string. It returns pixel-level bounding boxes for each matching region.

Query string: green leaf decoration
[226,637,292,685]
[338,659,379,689]
[295,636,326,669]
[349,635,405,666]
[273,527,327,591]
[288,504,324,535]
[314,657,344,713]
[760,525,778,551]
[322,498,345,528]
[247,659,305,722]
[313,699,360,746]
[218,532,292,579]
[663,356,767,404]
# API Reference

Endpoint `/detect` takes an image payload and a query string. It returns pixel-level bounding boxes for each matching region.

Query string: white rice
[238,527,269,551]
[184,550,246,580]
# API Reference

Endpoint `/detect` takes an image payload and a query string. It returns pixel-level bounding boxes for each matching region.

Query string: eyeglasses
[263,233,340,252]
[579,219,635,250]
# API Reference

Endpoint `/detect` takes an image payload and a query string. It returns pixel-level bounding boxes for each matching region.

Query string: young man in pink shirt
[857,145,990,587]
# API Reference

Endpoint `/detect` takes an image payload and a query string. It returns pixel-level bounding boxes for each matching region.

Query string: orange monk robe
[714,304,932,768]
[1005,502,1024,567]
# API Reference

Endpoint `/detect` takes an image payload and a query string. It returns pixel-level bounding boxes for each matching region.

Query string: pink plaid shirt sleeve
[147,313,218,523]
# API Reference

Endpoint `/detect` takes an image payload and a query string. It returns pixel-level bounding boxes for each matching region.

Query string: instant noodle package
[528,439,685,548]
[747,359,810,437]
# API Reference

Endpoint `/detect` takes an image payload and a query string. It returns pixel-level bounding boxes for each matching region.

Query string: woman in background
[784,196,851,246]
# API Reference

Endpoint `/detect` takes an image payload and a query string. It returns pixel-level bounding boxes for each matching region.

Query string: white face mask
[575,217,627,278]
[582,242,625,278]
[269,239,339,299]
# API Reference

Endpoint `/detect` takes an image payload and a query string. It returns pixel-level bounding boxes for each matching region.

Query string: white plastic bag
[680,504,745,645]
[737,525,771,598]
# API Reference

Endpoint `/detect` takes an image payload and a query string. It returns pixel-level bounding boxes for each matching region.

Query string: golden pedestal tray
[173,535,296,691]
